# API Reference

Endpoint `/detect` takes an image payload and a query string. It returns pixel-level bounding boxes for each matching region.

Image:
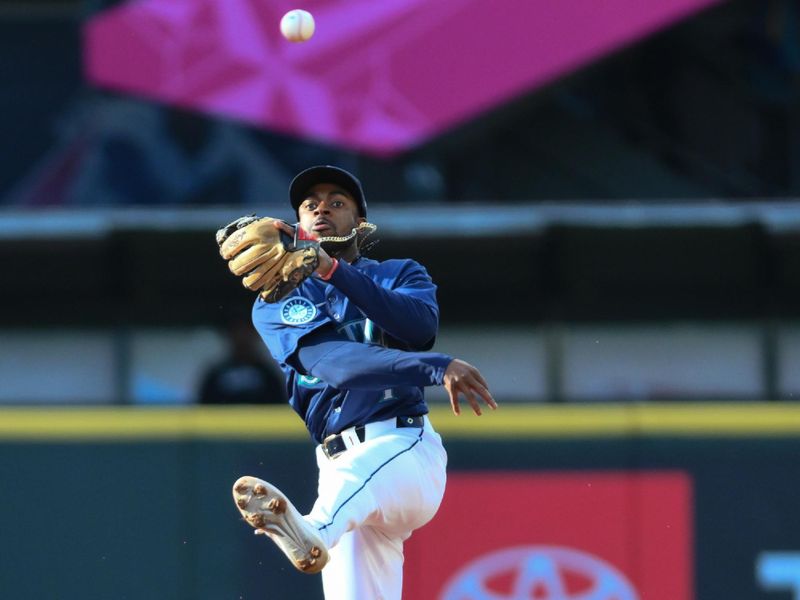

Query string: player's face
[297,183,364,239]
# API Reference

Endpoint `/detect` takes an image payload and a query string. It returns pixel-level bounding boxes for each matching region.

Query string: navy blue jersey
[252,256,453,443]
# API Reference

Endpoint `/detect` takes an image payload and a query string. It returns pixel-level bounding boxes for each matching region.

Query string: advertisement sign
[84,0,719,155]
[404,471,692,600]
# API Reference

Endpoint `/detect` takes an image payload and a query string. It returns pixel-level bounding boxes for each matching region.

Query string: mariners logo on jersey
[280,297,317,325]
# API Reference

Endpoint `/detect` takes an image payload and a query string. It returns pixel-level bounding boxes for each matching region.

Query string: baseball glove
[216,216,377,303]
[217,216,319,303]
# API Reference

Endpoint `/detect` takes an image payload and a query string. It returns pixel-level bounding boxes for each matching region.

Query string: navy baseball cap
[289,165,367,217]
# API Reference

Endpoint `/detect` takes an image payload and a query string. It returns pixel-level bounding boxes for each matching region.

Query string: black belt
[322,415,425,459]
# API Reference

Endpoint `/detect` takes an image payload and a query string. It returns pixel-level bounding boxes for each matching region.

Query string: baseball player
[217,165,496,600]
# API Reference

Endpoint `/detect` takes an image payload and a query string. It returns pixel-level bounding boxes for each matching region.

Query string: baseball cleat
[231,475,328,574]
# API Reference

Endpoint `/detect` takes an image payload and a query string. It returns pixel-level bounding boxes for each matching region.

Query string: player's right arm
[287,327,496,415]
[287,327,449,390]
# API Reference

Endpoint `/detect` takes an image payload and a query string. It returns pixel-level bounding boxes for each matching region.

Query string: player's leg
[312,421,446,599]
[229,430,436,578]
[231,418,446,584]
[308,418,447,551]
[321,526,404,600]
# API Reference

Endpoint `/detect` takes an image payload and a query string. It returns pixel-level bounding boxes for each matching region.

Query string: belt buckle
[322,433,340,459]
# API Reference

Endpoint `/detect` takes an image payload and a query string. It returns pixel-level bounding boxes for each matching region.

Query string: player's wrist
[317,256,339,280]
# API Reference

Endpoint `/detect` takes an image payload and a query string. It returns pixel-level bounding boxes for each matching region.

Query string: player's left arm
[324,259,440,350]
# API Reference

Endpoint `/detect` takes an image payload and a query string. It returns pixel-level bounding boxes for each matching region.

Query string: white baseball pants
[305,415,447,600]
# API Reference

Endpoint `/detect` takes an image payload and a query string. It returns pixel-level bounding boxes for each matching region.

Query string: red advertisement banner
[404,471,693,600]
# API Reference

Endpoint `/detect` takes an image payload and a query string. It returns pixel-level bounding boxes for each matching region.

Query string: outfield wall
[1,404,799,599]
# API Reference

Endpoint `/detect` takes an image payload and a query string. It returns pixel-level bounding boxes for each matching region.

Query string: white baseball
[280,9,315,43]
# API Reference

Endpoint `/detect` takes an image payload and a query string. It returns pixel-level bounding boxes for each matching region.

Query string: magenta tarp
[84,0,720,156]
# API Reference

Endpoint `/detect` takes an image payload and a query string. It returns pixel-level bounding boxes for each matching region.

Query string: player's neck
[336,243,360,264]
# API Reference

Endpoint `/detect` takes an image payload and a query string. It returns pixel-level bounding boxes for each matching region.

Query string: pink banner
[84,0,720,156]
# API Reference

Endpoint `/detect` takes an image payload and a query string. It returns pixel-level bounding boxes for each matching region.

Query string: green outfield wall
[1,404,799,600]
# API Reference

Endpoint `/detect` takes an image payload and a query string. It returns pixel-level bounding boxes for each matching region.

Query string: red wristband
[318,258,339,281]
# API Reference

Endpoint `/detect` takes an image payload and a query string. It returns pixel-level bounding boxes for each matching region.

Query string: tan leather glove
[216,216,319,303]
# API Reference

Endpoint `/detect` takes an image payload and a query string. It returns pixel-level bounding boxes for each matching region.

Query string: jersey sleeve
[251,297,330,365]
[326,259,440,350]
[287,324,452,390]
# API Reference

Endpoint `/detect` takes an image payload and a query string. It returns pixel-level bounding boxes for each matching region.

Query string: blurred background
[3,0,800,598]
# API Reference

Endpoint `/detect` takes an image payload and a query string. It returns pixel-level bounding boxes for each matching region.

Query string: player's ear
[357,216,366,225]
